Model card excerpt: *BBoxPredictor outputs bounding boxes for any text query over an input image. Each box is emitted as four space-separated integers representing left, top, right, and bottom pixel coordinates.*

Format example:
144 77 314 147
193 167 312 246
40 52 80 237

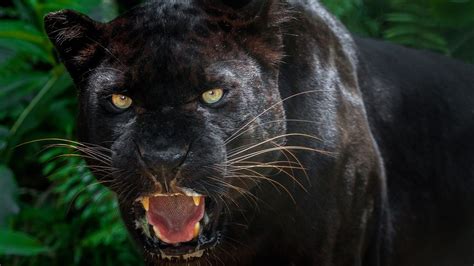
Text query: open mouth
142 193 204 244
134 189 223 260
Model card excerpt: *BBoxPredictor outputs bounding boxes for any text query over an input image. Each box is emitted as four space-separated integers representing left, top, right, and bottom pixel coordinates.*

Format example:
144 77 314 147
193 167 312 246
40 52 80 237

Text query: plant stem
4 68 61 163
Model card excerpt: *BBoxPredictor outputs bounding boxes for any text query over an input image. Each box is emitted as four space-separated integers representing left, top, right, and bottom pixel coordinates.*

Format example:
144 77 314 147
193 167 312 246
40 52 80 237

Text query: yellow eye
111 94 133 109
201 88 224 105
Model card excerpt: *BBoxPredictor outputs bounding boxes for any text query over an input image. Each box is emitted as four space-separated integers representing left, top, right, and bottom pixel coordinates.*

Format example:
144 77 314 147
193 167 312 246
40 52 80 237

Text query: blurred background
0 0 473 265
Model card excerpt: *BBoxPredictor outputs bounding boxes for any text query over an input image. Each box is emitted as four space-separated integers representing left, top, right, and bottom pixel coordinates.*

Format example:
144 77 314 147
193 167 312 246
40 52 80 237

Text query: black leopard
44 0 474 265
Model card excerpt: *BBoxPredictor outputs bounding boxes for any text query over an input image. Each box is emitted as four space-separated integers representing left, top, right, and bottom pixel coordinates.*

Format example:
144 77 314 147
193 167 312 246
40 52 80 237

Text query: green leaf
0 71 49 96
0 72 50 115
0 7 18 18
7 68 72 149
0 165 19 226
0 44 15 63
0 126 8 155
12 0 37 26
0 39 53 65
0 229 49 256
0 20 46 46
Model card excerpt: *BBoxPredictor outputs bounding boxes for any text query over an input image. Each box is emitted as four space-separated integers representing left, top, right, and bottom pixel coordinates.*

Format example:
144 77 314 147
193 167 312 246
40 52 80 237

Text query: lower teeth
152 222 201 243
153 226 166 242
193 222 201 238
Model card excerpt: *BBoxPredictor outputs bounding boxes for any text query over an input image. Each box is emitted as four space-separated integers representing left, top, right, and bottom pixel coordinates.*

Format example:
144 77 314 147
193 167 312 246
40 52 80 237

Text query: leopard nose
137 144 189 176
142 147 187 171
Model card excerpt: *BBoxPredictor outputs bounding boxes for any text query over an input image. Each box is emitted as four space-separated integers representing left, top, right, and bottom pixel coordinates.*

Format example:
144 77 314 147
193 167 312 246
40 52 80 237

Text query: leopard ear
44 10 102 81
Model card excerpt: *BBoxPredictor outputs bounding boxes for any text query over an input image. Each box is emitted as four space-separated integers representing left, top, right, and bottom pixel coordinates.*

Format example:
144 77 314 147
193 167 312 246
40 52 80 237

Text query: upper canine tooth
141 197 149 211
193 196 201 206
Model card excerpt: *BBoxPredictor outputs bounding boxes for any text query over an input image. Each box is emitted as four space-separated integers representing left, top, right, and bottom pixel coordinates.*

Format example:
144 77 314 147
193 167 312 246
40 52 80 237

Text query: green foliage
0 0 141 265
0 165 19 227
0 0 473 265
0 230 49 256
11 147 142 265
321 0 474 63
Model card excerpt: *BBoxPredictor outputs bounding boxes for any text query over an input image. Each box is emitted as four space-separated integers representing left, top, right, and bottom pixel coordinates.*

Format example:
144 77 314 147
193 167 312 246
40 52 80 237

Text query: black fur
44 0 474 265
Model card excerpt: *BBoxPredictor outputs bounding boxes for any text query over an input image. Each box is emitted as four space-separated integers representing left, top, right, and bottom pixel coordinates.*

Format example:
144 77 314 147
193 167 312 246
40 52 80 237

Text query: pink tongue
146 195 204 244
